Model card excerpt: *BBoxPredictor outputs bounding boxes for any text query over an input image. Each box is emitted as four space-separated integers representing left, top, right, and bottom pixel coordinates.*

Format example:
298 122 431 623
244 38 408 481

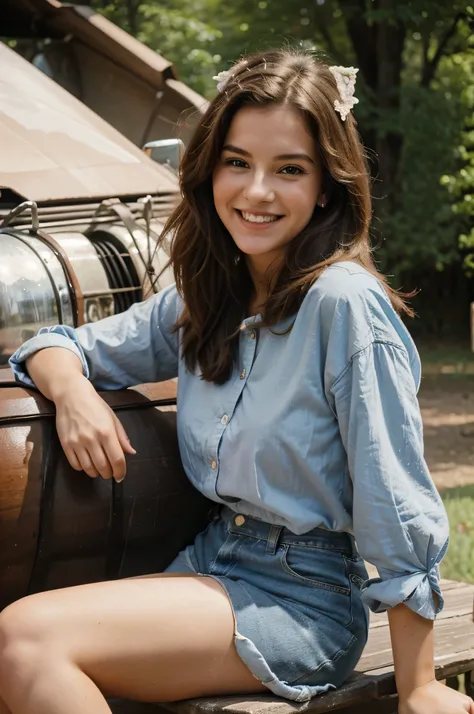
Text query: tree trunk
126 0 140 35
342 0 405 211
374 0 406 207
342 0 379 183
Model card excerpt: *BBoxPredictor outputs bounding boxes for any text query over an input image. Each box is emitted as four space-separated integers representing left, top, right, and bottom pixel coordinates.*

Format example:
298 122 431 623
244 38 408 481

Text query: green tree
441 50 474 273
91 0 223 96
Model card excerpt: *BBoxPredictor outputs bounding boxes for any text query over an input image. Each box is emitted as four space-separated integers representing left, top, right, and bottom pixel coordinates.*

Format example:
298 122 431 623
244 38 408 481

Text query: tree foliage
91 0 223 95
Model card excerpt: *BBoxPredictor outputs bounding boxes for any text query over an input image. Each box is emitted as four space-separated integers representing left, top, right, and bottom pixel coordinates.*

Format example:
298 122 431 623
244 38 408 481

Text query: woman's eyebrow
276 153 314 163
222 144 314 164
222 144 251 156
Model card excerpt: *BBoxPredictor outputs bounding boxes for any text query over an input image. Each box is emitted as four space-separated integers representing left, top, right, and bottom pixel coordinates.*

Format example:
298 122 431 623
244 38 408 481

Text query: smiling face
212 104 324 277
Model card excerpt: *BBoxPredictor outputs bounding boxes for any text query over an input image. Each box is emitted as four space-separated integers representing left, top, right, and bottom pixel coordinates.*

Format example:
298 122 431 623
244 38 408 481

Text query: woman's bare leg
0 574 266 714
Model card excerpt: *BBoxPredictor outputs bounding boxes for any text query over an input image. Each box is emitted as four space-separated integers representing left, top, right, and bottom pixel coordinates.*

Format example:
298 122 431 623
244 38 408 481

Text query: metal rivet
234 515 245 526
249 329 256 340
221 414 229 425
240 368 246 380
211 460 217 470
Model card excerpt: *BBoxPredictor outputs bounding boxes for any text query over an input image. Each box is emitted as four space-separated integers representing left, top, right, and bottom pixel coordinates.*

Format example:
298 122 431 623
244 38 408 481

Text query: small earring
319 201 326 208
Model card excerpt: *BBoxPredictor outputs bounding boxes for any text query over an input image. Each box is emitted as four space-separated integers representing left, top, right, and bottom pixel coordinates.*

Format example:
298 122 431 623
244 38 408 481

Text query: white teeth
241 211 279 223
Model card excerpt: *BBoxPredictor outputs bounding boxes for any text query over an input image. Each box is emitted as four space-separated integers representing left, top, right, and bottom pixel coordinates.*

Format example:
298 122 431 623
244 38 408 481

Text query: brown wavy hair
159 48 412 384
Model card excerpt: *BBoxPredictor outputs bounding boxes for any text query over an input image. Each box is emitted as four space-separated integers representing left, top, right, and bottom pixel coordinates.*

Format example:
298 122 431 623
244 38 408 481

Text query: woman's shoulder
310 261 388 302
302 261 417 363
305 261 393 326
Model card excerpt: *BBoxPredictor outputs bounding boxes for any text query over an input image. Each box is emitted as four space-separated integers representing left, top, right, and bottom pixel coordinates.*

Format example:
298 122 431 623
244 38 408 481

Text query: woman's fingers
74 447 99 479
56 398 135 481
87 442 114 480
113 414 136 455
102 430 128 482
63 446 83 473
69 439 125 482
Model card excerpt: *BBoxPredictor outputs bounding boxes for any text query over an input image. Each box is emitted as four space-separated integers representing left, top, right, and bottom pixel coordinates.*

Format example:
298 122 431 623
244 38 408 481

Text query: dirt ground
420 376 474 492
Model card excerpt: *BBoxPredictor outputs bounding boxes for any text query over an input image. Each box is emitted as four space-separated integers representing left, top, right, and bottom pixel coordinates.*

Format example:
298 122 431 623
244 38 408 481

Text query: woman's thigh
1 573 266 702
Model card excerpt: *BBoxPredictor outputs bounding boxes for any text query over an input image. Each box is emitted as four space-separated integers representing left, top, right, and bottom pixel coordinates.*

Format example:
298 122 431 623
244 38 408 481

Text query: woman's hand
54 375 136 482
399 680 474 714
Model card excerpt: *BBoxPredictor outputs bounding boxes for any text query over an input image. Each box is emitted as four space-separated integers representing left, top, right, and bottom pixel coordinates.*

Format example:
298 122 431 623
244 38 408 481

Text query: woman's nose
244 171 275 202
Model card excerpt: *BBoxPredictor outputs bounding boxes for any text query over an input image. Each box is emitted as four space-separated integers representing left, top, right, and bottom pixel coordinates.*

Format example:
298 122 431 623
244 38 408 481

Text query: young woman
4 50 473 714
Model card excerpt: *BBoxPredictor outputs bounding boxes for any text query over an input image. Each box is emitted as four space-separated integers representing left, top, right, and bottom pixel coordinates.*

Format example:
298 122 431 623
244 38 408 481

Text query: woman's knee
0 597 57 681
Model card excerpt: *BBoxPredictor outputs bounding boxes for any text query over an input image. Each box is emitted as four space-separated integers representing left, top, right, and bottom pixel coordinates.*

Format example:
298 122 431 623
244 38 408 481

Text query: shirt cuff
361 563 444 621
9 326 90 388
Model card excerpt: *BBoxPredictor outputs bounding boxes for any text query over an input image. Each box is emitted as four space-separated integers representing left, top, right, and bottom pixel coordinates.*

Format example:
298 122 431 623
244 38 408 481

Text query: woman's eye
225 158 248 168
280 165 305 176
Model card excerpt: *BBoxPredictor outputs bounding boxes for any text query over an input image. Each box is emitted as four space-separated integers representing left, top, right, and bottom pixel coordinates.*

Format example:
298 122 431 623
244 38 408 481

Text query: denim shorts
165 507 369 702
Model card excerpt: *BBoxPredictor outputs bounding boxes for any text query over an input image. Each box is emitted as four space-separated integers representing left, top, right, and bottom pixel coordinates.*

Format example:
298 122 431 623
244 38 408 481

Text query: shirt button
239 368 246 380
211 460 217 470
234 515 245 526
249 329 256 340
221 414 229 425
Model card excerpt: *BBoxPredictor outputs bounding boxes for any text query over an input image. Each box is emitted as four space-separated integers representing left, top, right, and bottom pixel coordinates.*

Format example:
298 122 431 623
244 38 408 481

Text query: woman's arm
10 286 182 481
26 347 84 403
10 284 180 391
25 347 136 482
329 338 472 712
389 603 474 713
322 282 473 712
388 603 435 699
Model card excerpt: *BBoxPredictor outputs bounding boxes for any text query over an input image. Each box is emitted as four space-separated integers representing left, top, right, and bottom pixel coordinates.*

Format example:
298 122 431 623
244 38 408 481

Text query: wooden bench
111 578 474 714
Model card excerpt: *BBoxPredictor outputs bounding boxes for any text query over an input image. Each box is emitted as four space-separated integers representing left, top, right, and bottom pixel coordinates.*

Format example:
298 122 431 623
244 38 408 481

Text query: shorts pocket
343 555 370 638
280 544 350 595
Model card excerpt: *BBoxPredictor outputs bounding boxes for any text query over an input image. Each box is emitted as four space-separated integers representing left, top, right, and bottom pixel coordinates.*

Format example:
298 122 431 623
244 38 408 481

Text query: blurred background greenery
442 484 474 582
86 0 474 342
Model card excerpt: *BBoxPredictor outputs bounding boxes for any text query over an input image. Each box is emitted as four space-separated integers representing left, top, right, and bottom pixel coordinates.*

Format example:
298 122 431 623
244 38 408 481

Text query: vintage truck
0 5 211 614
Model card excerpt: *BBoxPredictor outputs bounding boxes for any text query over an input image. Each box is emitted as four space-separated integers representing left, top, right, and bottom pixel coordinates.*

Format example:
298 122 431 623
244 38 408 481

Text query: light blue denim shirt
10 261 449 620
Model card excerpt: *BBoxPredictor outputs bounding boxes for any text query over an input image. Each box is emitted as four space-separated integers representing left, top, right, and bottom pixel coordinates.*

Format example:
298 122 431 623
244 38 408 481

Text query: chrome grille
89 233 142 313
0 194 178 229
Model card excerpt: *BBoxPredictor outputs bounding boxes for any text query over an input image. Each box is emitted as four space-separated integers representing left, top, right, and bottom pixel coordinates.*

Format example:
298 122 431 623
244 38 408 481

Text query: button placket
236 329 256 396
212 322 257 477
211 324 257 501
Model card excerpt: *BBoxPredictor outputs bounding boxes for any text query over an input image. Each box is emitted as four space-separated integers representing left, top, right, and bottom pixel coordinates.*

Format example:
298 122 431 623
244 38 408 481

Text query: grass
416 341 474 375
440 484 474 584
416 342 473 366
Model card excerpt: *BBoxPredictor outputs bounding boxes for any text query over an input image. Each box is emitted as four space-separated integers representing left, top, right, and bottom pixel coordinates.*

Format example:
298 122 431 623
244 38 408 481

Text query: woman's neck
246 253 283 315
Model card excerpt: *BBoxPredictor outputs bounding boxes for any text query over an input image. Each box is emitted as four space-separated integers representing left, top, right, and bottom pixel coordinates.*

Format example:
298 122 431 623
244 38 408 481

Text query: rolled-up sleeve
330 340 449 620
9 284 180 390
